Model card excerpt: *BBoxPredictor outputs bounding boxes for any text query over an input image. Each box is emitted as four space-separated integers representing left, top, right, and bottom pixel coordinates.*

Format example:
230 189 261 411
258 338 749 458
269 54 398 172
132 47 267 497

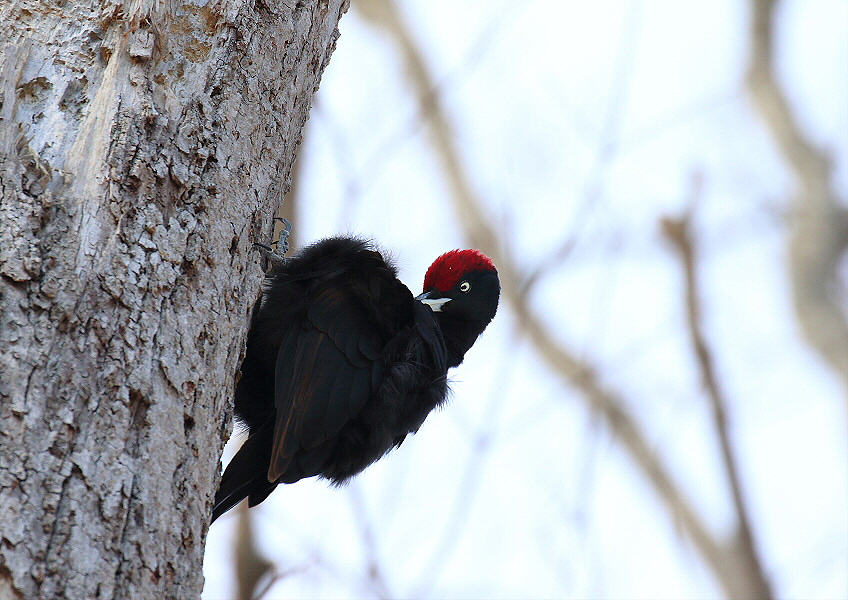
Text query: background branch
234 503 273 600
662 174 773 600
747 0 848 400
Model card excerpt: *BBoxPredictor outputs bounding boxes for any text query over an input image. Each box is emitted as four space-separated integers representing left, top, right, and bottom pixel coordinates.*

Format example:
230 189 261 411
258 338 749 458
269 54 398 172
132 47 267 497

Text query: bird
211 235 500 522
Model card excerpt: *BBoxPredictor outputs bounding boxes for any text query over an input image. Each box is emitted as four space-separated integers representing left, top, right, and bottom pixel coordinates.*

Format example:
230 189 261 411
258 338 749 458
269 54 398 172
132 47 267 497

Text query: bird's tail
211 425 276 523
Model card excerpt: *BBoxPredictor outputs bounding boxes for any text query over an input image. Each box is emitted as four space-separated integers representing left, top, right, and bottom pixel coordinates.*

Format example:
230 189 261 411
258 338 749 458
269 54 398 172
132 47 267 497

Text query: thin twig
409 328 517 598
347 483 394 600
662 174 773 600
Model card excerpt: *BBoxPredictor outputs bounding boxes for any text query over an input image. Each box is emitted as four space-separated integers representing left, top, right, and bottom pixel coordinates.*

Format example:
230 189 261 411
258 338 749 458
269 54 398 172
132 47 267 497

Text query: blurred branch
234 503 273 600
746 0 848 399
518 235 576 298
354 0 490 248
347 484 394 600
662 174 773 600
356 1 763 598
232 501 310 600
409 329 519 597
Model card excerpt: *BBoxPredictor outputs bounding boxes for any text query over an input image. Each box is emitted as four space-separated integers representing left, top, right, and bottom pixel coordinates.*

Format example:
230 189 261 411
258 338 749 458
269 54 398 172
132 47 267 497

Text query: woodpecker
212 235 500 522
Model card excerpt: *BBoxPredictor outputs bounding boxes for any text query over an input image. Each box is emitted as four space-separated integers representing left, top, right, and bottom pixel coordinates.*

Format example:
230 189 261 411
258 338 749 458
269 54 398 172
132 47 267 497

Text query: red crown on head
423 249 496 293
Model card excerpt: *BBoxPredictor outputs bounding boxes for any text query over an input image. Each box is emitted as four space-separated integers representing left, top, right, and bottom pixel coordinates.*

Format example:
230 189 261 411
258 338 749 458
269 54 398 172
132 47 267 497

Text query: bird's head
417 249 500 335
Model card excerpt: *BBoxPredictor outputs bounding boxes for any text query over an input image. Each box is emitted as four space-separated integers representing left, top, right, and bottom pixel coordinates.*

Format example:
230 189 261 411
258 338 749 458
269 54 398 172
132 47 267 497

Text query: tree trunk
0 1 347 598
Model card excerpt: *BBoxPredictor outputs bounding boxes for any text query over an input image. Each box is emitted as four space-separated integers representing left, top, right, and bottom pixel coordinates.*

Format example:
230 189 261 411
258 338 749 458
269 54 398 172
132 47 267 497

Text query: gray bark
0 0 348 598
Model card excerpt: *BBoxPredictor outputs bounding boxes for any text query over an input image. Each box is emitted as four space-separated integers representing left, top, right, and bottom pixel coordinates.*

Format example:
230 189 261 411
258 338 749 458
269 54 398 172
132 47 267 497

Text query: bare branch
347 484 394 600
747 0 848 399
234 503 274 600
409 336 518 597
662 174 773 600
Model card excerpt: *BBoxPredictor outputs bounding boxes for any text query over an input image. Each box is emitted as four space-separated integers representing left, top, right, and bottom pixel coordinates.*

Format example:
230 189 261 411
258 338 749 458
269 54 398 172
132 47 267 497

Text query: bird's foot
272 217 292 256
254 218 292 271
254 243 289 270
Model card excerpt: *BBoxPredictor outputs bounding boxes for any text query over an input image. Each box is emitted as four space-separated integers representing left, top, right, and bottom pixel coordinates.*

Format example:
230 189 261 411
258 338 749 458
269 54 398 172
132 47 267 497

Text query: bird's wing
268 284 383 482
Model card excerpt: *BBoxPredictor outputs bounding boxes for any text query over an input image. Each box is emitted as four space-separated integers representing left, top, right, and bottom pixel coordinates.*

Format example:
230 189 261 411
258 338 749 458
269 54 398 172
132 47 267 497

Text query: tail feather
211 425 276 523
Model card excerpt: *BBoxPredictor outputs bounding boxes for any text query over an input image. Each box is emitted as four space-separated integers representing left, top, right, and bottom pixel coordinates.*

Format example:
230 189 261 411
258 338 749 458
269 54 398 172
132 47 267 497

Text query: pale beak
416 291 451 312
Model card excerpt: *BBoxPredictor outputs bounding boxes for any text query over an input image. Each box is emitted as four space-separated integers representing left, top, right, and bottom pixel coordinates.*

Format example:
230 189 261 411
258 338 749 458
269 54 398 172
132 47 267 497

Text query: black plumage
211 236 499 522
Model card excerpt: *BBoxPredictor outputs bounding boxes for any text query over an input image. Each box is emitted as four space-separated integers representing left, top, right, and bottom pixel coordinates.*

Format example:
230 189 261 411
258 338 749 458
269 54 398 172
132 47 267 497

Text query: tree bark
0 0 347 598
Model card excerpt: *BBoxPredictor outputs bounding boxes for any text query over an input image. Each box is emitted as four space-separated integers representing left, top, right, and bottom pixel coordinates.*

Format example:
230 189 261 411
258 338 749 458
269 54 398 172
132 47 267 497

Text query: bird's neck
438 314 483 369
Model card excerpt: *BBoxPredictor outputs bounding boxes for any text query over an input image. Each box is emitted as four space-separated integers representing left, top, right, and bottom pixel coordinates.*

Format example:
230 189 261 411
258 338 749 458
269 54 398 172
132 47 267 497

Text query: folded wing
268 284 384 482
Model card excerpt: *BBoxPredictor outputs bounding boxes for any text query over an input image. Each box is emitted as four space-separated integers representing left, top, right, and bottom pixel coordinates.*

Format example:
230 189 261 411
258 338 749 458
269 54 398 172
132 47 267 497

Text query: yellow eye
459 281 471 292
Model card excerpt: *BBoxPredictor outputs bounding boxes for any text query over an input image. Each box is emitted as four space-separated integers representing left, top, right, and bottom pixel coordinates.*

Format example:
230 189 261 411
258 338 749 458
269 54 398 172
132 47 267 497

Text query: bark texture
0 0 347 598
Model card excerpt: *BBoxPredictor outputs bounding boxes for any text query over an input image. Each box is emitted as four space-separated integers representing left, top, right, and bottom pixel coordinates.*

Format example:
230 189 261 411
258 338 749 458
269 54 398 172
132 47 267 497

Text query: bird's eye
459 281 471 292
